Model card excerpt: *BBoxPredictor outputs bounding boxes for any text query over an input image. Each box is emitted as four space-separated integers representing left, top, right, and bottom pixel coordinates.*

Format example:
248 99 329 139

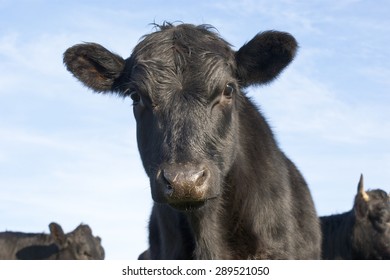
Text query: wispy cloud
253 71 390 145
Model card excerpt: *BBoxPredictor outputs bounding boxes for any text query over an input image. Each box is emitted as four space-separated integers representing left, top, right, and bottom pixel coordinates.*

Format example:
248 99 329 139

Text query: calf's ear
63 43 125 93
235 31 298 87
49 222 67 246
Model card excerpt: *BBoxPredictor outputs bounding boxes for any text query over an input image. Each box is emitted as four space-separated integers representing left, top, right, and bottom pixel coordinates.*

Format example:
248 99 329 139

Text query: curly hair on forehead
150 21 219 34
135 22 231 59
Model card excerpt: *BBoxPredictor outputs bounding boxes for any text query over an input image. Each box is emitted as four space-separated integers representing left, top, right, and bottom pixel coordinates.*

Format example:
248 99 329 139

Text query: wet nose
162 164 210 202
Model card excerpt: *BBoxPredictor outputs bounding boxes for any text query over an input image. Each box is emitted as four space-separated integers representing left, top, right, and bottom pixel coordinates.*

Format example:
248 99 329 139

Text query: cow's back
0 232 56 260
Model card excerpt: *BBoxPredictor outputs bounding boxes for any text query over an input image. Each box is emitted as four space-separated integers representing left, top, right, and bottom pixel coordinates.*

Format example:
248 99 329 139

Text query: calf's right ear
63 43 126 93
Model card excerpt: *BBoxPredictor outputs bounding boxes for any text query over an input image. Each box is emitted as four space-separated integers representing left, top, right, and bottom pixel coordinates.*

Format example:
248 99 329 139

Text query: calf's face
50 223 105 260
63 24 297 211
128 27 239 210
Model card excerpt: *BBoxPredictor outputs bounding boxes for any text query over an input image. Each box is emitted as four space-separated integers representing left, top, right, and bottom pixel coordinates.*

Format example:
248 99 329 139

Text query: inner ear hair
63 43 125 93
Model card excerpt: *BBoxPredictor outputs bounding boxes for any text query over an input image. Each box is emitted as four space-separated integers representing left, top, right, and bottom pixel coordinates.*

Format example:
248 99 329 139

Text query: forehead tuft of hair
133 23 232 59
151 21 218 33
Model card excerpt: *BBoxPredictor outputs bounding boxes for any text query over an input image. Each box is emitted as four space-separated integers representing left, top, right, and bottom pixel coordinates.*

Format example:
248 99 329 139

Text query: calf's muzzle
157 163 211 209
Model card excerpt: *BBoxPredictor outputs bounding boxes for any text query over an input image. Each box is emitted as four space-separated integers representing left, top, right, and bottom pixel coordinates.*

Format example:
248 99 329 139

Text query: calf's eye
223 83 234 99
130 91 141 105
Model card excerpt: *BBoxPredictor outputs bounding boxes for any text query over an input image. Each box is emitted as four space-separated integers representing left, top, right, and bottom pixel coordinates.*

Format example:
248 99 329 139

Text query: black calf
64 23 321 259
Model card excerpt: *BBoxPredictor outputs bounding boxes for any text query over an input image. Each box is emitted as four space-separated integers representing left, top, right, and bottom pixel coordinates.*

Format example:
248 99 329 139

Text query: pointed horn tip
358 174 369 201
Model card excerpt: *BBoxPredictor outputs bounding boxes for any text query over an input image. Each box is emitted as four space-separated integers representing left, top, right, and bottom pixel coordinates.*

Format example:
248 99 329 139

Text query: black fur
64 23 321 259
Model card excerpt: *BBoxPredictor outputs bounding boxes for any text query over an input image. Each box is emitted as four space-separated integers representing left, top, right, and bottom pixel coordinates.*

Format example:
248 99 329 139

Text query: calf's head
64 23 297 210
354 175 390 258
49 223 105 260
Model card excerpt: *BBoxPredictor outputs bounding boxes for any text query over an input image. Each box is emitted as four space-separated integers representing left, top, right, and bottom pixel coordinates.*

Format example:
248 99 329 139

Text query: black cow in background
0 222 105 260
138 249 149 260
321 175 390 259
64 22 321 259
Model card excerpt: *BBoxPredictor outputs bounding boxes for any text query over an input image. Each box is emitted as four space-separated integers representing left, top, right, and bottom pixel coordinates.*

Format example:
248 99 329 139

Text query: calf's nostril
162 169 174 186
193 169 208 186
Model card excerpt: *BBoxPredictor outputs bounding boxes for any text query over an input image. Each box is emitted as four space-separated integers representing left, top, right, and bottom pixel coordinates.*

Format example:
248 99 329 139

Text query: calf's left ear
49 222 66 246
235 31 298 87
63 43 126 93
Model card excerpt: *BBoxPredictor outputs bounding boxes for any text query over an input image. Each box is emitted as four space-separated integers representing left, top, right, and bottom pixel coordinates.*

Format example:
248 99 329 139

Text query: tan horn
358 174 369 202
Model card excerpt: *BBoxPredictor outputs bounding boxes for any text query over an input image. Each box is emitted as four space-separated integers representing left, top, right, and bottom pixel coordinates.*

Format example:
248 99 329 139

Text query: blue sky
0 0 389 259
